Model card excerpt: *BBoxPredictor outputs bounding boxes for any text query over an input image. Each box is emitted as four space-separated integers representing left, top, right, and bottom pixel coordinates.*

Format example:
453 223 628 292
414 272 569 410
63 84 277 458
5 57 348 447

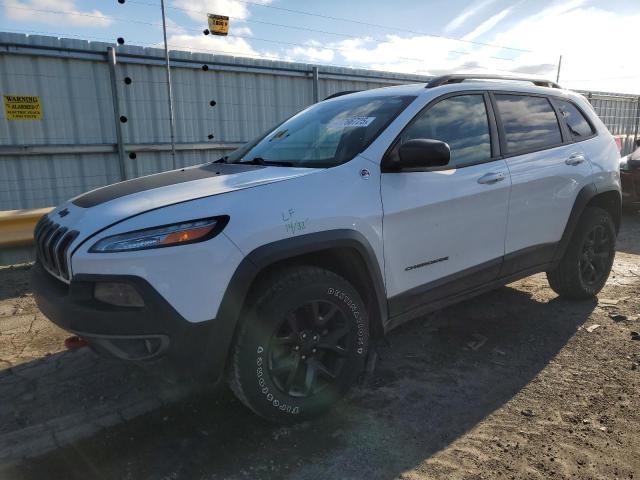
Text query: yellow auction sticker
207 14 229 36
3 95 43 120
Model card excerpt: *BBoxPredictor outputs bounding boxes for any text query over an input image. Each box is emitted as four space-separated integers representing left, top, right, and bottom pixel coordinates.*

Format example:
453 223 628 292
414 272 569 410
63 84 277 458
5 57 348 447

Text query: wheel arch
554 184 622 263
203 230 388 382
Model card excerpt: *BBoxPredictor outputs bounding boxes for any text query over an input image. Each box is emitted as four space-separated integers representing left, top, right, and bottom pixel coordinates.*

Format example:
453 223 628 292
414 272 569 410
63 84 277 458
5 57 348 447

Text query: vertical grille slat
51 227 68 276
46 228 64 276
56 230 78 280
34 215 78 283
38 220 54 264
42 223 59 267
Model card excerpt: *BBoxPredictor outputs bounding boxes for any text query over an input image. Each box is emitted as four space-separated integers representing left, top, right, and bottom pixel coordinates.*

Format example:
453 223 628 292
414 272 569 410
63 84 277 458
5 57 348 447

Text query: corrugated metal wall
1 33 638 211
578 90 640 155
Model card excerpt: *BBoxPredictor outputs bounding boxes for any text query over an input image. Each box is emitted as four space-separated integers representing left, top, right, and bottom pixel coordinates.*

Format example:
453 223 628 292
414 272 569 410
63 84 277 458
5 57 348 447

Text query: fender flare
202 229 388 382
553 184 621 263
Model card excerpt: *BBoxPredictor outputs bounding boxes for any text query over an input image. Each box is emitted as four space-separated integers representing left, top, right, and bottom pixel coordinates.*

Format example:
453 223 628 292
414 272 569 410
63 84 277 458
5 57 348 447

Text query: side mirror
384 139 451 171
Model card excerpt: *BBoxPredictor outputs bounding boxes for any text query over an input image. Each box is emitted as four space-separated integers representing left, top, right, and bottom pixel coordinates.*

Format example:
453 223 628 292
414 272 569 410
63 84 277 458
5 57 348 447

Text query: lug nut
301 355 307 360
313 335 318 341
312 348 317 353
302 333 307 339
294 345 300 351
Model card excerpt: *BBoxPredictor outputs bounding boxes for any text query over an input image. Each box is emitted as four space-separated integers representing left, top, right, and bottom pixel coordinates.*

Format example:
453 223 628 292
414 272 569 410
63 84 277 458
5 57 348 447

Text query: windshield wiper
241 157 295 167
213 155 229 163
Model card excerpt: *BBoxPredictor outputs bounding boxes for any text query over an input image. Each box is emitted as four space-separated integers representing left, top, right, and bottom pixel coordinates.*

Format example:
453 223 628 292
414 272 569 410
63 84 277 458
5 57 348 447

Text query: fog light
94 282 145 307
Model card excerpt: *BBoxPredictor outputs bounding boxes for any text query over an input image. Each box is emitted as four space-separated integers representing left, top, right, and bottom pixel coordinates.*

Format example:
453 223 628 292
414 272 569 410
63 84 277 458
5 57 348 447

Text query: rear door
491 93 595 274
381 92 511 318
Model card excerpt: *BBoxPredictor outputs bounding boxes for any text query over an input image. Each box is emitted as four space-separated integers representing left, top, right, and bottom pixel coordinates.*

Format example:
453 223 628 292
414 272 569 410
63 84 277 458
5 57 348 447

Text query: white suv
31 74 621 422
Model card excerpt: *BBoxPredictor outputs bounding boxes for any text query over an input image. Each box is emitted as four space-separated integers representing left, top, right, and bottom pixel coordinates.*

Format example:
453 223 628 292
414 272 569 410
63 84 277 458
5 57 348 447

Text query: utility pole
556 54 563 84
160 0 177 169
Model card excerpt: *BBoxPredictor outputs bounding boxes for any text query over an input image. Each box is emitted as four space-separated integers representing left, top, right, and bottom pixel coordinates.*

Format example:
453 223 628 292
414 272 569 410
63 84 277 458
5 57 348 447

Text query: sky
1 0 639 94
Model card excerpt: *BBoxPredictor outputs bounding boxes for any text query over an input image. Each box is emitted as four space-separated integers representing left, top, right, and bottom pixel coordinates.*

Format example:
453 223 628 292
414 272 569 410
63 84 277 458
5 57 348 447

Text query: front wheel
547 206 616 299
227 266 369 423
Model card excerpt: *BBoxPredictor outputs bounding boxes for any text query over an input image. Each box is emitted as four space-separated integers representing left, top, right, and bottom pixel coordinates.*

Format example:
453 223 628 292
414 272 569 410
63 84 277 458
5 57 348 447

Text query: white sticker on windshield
328 116 376 129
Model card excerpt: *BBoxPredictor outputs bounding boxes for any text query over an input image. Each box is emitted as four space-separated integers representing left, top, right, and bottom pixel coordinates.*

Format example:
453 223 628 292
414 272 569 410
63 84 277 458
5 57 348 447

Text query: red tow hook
64 335 88 350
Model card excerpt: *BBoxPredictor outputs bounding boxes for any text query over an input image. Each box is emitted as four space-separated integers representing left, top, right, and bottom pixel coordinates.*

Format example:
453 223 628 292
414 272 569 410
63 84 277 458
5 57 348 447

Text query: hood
47 162 319 245
72 162 315 209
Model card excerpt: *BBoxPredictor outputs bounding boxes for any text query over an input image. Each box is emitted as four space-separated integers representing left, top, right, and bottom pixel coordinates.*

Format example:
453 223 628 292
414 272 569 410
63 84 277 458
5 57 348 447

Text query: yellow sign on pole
208 14 229 36
3 95 42 120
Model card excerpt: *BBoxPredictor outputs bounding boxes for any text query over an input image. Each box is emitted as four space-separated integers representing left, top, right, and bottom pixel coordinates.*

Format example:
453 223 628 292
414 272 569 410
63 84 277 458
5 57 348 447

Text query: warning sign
3 95 42 120
207 14 229 36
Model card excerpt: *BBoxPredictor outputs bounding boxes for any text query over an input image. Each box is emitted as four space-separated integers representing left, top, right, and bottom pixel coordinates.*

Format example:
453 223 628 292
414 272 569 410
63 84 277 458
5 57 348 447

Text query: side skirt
384 243 557 332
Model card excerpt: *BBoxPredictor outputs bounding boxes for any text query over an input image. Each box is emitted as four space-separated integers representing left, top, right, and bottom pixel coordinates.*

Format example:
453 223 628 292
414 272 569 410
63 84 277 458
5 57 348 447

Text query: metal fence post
556 54 562 83
312 66 319 103
160 0 177 170
633 96 640 149
107 47 127 181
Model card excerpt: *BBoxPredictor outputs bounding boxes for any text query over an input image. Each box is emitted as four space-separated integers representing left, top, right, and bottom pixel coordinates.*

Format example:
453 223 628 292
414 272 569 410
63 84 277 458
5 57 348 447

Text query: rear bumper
31 262 222 377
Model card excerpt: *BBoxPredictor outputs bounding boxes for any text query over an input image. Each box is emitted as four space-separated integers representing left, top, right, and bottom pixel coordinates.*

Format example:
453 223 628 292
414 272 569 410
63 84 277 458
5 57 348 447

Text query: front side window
398 94 492 168
226 94 415 168
495 94 562 154
556 100 595 139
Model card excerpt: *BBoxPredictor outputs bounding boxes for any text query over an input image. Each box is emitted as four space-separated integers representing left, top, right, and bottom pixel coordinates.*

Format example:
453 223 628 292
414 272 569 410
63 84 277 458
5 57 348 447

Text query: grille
34 216 79 282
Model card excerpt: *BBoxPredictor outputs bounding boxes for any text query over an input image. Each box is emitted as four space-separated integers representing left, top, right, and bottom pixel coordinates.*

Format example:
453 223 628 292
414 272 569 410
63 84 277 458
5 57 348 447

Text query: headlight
90 217 228 253
620 157 629 171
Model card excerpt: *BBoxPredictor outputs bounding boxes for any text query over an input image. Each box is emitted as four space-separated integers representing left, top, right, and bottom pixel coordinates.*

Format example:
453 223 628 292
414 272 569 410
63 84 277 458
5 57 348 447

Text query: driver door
381 93 511 318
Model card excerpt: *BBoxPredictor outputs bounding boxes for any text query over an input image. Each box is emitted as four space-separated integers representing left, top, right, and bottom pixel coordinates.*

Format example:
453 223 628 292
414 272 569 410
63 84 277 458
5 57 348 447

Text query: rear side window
495 94 562 154
556 100 595 139
400 94 492 167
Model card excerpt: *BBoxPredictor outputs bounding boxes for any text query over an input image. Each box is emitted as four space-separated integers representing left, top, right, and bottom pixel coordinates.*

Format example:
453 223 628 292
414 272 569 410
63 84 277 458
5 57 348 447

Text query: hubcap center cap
298 330 319 353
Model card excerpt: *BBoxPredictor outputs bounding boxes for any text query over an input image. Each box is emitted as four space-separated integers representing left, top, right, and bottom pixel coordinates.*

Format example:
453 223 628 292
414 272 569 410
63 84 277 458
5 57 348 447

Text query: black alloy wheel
268 299 353 398
579 224 613 286
227 266 369 422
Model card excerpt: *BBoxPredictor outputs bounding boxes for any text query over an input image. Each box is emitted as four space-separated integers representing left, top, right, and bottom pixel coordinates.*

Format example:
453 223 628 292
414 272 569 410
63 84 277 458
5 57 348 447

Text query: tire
547 206 616 299
227 266 370 423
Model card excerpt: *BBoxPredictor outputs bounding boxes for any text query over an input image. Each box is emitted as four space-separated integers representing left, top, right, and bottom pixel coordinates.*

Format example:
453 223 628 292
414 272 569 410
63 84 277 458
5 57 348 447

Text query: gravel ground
0 213 639 480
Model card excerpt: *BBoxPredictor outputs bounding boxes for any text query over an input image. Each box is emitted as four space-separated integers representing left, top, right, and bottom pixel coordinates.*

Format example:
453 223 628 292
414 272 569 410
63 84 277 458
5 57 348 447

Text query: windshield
225 94 415 168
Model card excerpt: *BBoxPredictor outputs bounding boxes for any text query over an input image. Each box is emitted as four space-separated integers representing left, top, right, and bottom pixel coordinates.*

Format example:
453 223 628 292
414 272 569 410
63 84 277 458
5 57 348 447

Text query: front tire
547 206 616 299
227 266 369 423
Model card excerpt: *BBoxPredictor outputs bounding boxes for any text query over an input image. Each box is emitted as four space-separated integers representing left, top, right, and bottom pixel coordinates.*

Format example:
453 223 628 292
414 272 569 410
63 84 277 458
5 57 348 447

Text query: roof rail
426 74 561 89
323 90 360 100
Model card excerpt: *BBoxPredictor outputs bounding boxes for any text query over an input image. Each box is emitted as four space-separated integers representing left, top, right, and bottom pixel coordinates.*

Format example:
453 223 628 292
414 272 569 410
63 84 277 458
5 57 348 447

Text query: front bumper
31 262 219 374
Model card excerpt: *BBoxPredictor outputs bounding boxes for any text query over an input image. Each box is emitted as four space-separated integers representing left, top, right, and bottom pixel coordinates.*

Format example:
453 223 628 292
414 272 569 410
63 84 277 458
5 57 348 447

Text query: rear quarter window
556 99 596 139
495 94 563 155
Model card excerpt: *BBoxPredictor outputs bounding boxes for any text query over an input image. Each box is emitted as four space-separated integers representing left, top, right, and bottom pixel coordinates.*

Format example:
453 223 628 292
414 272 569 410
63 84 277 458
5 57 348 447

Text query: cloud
302 34 515 76
288 44 334 63
461 7 513 41
231 25 253 36
3 0 112 27
511 63 557 75
168 0 639 94
487 0 640 93
444 0 499 33
165 17 187 35
166 33 258 58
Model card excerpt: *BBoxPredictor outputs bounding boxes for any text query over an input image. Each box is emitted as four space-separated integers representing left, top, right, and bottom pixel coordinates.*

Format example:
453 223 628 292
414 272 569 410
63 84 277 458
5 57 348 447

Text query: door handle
566 153 585 166
477 172 506 185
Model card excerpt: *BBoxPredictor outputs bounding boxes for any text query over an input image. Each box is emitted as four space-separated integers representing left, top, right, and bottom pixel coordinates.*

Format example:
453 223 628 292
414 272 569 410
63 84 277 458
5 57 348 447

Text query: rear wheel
547 207 616 299
227 266 369 423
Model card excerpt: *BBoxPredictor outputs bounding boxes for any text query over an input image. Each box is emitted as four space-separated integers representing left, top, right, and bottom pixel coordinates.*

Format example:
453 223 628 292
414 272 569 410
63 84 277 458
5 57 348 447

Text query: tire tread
227 265 356 419
547 206 615 299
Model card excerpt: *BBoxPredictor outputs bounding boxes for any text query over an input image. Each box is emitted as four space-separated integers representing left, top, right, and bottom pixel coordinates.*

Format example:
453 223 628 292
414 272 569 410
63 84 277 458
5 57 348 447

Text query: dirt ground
0 213 639 480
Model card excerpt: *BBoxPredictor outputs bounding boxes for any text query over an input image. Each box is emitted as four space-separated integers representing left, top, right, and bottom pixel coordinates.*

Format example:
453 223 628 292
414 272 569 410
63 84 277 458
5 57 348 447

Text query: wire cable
1 27 526 77
0 2 516 62
127 0 535 53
